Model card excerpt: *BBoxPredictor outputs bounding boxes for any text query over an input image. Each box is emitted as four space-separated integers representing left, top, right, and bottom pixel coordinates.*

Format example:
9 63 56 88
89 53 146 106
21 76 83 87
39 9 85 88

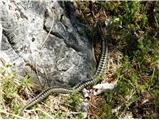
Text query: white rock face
0 1 94 89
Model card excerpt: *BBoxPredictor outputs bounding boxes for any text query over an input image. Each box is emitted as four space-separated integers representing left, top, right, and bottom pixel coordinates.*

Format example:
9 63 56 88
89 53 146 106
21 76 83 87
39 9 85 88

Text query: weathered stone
0 0 94 89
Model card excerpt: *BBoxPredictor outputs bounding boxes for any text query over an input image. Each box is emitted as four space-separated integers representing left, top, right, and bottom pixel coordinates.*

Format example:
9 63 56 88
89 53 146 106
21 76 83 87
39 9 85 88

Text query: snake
21 22 108 112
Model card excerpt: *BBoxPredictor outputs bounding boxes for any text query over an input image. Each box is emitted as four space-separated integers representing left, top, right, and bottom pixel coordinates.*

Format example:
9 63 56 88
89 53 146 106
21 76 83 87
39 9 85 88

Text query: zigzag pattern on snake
21 22 108 112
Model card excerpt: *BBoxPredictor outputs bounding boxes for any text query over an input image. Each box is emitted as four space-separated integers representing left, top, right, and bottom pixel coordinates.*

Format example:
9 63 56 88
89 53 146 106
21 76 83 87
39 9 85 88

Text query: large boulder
0 1 94 89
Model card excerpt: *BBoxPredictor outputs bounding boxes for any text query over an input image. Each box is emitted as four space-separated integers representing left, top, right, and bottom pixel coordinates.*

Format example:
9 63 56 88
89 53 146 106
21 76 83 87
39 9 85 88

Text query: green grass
0 65 32 118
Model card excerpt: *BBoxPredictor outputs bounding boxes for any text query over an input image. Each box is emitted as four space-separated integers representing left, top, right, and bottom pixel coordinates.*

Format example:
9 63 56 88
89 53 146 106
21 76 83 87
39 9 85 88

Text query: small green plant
20 75 32 87
54 112 68 119
0 65 33 118
65 91 81 111
2 71 17 99
95 75 101 81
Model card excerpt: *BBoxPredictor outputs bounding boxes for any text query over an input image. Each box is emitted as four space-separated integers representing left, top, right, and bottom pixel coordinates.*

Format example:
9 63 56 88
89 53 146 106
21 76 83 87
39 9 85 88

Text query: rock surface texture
0 0 94 89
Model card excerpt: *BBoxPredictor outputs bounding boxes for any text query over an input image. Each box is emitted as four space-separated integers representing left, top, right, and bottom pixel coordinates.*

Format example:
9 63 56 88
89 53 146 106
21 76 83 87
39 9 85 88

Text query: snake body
21 22 108 112
21 87 73 112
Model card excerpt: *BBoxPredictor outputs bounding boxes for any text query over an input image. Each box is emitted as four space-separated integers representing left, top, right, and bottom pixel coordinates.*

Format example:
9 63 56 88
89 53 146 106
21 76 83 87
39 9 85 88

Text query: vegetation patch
76 1 158 119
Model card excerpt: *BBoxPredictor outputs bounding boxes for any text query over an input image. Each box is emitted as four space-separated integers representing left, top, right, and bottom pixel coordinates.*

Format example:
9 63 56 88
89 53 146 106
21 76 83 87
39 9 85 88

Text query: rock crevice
0 0 94 89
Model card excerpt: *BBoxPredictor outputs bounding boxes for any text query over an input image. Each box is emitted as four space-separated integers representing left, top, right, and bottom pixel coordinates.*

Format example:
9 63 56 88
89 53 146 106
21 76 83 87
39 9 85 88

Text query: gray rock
0 0 94 89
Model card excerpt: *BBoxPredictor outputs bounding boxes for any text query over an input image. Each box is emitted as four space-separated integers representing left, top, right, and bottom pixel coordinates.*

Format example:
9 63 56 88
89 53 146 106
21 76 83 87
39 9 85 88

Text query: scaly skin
21 22 108 112
21 87 72 112
73 22 108 90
